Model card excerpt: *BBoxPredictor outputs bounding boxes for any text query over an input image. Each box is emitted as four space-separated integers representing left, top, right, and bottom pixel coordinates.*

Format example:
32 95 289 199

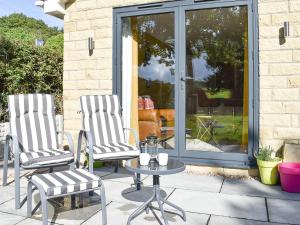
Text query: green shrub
0 14 63 122
255 146 281 162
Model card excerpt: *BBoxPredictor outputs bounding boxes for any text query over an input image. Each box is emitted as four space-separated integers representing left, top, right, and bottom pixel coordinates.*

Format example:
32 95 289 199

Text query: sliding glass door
119 10 178 154
181 4 252 160
115 0 255 164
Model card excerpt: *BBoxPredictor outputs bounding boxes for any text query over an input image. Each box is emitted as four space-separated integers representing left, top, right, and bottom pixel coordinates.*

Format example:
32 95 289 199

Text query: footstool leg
100 182 107 225
71 195 76 209
41 195 48 225
79 193 83 208
27 181 33 217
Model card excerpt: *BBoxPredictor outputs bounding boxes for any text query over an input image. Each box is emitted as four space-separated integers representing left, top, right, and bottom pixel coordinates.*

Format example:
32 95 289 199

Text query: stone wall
63 0 300 152
63 0 166 141
258 0 300 150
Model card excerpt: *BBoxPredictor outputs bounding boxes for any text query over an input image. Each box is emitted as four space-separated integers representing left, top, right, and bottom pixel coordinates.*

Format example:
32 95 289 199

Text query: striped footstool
27 169 107 225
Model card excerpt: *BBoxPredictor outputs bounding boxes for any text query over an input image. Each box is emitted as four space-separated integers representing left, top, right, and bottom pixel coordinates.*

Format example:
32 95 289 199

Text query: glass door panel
184 6 249 154
121 13 176 150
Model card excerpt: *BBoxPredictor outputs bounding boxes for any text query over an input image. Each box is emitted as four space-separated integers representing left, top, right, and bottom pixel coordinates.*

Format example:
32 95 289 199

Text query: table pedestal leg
127 175 186 225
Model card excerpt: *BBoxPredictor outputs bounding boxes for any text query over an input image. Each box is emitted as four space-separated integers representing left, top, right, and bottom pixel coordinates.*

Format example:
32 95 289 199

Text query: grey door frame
113 0 259 167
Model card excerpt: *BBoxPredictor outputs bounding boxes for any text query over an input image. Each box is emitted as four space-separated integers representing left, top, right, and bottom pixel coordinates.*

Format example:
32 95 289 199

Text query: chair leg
100 183 107 225
41 195 48 225
2 141 9 186
136 173 141 191
70 161 75 170
89 155 94 174
27 182 33 217
89 155 94 196
14 159 21 209
114 161 119 173
71 195 76 209
79 193 83 208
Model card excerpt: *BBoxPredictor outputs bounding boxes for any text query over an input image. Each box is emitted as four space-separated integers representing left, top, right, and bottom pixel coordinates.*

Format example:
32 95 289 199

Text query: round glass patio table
125 158 186 225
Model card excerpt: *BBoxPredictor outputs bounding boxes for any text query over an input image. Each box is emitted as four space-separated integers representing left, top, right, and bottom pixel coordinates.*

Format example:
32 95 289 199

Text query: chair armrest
123 127 139 149
77 130 94 151
57 131 74 154
8 134 20 163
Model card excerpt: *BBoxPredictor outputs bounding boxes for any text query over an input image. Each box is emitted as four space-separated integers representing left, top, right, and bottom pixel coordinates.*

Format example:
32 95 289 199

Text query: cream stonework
63 0 300 153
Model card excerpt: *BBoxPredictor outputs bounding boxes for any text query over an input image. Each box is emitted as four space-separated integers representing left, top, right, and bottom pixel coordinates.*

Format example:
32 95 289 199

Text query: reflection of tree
186 6 248 97
130 7 247 108
131 14 175 68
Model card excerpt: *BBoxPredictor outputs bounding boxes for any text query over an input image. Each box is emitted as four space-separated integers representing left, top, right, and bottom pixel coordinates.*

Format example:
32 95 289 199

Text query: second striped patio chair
2 94 75 209
77 95 141 188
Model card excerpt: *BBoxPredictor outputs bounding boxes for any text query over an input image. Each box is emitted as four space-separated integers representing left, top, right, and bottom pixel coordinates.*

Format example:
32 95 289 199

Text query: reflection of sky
192 53 217 81
138 56 175 84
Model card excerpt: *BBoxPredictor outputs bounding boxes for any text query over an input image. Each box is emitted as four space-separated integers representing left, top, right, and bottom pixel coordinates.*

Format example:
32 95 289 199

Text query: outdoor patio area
0 164 299 225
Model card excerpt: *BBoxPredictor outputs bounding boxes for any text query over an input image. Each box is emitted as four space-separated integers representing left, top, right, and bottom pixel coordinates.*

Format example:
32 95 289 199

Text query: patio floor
0 165 300 225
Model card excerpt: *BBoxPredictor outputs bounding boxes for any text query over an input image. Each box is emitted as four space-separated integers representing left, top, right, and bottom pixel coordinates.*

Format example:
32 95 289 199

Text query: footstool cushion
27 169 107 225
32 169 101 196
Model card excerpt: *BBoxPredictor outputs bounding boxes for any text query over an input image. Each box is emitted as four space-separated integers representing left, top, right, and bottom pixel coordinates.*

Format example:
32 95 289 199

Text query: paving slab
0 190 107 225
0 211 25 224
268 198 300 225
167 189 268 221
16 218 60 225
209 215 290 225
143 172 223 192
99 167 148 184
82 201 209 225
0 185 27 204
103 180 174 204
221 178 300 201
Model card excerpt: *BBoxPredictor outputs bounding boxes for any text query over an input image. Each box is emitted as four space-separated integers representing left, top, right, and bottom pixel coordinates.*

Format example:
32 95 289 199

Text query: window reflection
122 13 175 149
185 6 249 153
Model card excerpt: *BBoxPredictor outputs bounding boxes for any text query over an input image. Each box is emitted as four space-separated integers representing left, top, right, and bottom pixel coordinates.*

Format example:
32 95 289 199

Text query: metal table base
127 175 186 225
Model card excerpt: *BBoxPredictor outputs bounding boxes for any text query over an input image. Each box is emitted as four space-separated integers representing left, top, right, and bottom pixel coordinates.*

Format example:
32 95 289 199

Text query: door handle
181 76 193 82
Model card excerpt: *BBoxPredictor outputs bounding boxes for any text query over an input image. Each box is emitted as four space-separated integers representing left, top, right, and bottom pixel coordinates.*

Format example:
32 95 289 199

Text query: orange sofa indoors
138 109 175 141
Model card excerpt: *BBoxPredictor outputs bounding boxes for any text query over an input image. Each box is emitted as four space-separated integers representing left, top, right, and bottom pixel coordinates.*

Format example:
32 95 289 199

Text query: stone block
76 20 91 31
285 102 300 113
259 50 292 63
260 76 287 88
260 101 285 113
259 15 272 26
283 143 300 162
64 22 76 32
260 114 291 126
293 50 300 62
259 2 289 14
288 76 300 87
274 127 300 139
260 89 272 100
272 88 299 100
269 63 300 75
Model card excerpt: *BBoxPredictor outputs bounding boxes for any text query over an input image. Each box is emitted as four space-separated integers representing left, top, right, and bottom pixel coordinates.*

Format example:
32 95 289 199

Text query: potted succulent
255 146 282 185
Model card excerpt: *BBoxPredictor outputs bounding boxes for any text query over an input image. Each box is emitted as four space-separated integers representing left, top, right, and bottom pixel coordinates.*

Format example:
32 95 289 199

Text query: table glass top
125 158 185 175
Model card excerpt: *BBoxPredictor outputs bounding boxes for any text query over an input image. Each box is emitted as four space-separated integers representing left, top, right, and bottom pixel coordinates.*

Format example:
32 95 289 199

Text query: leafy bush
255 146 281 162
0 14 63 122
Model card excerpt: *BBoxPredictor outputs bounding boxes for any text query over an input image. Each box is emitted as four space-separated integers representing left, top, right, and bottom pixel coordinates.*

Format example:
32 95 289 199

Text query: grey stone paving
0 165 299 225
222 178 300 200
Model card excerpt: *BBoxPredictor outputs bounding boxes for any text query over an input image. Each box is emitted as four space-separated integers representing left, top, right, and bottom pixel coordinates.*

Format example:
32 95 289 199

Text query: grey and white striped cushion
8 94 58 152
93 143 139 160
32 169 101 197
20 149 73 167
81 95 125 145
81 95 139 159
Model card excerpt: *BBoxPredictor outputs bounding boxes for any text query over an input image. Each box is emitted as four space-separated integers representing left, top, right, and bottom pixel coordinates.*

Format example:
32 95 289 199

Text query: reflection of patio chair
195 115 223 146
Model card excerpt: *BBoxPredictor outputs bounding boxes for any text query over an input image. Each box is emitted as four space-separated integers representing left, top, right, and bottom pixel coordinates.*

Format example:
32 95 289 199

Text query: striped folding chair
77 95 141 189
2 94 75 209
